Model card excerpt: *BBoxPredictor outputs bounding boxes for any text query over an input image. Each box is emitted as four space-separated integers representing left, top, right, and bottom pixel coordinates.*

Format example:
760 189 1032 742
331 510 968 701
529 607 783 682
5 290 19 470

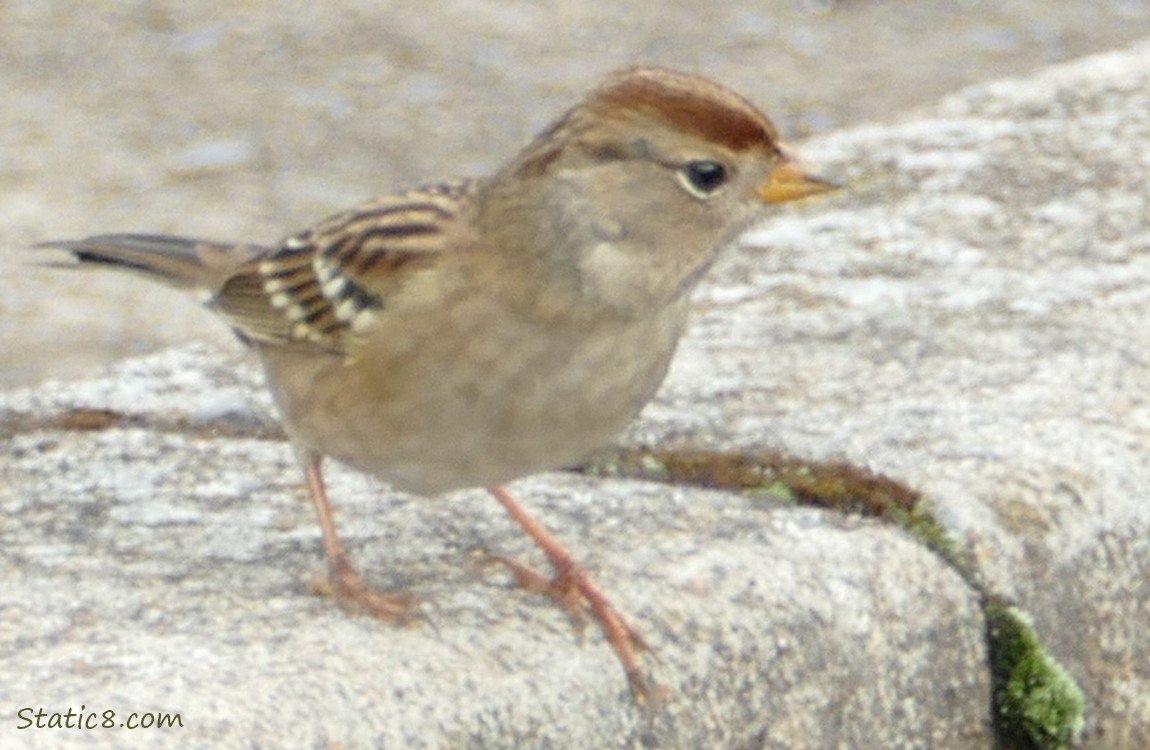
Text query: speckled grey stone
1 344 988 749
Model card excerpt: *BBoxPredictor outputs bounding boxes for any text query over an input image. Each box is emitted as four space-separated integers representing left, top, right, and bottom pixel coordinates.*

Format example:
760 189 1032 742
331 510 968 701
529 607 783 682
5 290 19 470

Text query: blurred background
3 0 1149 387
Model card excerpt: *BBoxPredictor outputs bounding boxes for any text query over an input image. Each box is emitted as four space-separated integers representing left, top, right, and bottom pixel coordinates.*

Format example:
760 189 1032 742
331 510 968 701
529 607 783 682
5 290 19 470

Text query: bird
40 66 836 700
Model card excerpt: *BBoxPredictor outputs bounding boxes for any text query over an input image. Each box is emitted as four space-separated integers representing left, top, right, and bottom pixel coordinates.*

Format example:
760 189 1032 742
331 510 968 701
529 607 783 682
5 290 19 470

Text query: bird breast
257 288 690 496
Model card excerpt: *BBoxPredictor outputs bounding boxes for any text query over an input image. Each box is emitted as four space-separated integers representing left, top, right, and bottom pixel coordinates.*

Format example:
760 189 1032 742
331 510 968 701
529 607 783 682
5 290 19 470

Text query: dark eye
679 160 729 196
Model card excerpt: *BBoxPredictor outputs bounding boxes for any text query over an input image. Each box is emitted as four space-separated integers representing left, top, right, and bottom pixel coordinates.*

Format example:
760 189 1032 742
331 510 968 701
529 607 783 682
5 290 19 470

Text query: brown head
486 67 837 316
507 67 833 199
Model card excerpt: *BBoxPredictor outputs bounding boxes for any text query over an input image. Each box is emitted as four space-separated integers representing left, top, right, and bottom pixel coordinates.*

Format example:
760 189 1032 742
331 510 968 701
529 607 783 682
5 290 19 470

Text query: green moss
744 480 799 503
888 505 977 583
986 602 1086 750
576 447 1088 747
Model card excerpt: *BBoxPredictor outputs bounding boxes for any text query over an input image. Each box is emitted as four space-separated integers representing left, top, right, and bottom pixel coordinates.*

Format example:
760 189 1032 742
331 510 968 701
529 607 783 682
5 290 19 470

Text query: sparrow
41 66 836 699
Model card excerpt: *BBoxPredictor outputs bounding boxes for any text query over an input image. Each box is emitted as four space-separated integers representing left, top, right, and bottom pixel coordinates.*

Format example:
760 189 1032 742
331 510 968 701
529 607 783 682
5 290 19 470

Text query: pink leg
489 484 651 700
303 453 416 621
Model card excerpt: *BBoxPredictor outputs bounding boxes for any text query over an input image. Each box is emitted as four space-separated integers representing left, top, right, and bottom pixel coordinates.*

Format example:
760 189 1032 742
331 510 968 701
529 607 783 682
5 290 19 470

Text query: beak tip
757 171 841 204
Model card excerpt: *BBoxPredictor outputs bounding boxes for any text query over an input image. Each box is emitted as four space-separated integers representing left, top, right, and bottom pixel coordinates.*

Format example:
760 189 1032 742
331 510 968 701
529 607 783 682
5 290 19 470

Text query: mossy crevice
581 447 973 575
985 601 1086 750
578 446 1086 750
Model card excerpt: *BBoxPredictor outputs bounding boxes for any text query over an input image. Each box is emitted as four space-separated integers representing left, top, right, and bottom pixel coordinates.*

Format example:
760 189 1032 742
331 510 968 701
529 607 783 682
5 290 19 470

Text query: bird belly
258 299 687 496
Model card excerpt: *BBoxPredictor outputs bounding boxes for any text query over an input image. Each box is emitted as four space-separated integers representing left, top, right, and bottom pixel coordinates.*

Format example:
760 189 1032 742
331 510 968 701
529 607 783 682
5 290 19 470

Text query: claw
310 555 421 624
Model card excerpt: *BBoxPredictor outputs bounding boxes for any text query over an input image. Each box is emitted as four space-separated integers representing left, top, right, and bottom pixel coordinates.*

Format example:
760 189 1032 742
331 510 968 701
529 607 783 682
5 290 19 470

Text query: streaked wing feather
213 180 474 352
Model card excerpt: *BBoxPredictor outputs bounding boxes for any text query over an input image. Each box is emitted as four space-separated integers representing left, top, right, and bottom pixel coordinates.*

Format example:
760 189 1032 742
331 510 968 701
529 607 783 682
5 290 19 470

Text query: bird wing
211 179 477 353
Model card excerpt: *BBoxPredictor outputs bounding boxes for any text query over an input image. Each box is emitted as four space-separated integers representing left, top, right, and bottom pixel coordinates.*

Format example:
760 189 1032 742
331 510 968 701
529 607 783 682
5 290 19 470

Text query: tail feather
37 233 268 292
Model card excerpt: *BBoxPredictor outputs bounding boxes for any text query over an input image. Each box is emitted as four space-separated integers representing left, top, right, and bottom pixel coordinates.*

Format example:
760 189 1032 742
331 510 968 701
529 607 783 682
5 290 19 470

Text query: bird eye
679 160 729 196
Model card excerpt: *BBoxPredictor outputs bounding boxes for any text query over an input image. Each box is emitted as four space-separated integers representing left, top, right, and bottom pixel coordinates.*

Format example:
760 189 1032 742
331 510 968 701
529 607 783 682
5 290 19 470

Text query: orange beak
757 157 840 204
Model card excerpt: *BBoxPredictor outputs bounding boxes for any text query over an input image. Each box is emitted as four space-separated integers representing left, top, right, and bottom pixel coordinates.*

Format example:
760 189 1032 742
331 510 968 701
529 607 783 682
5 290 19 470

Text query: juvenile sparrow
42 67 835 699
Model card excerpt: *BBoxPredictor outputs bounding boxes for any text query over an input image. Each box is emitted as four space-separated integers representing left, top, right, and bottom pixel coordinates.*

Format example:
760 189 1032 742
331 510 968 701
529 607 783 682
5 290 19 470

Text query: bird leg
303 454 418 622
488 485 651 700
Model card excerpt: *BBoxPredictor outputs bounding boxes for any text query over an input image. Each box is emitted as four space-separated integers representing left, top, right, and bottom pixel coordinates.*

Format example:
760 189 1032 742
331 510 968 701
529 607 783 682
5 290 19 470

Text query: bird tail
37 233 268 293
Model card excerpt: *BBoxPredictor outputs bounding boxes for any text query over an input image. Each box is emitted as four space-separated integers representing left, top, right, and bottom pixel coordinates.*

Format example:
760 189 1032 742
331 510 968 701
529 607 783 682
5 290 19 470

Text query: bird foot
310 555 420 624
493 554 656 702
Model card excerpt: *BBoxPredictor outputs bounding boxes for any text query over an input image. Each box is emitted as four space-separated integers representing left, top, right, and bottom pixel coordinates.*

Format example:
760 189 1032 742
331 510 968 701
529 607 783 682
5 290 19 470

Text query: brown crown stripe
587 68 779 153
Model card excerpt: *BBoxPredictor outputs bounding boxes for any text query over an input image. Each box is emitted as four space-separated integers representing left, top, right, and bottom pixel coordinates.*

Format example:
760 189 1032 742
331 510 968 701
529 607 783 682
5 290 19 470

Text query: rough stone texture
5 35 1150 750
2 346 988 748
